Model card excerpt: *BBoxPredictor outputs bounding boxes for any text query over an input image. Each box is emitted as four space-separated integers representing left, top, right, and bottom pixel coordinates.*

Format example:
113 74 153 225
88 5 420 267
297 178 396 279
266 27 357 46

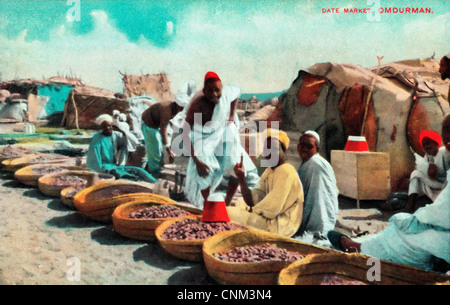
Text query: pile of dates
66 187 85 198
33 166 69 175
128 205 189 219
213 243 303 263
32 155 67 162
52 175 87 187
162 218 246 240
0 146 35 159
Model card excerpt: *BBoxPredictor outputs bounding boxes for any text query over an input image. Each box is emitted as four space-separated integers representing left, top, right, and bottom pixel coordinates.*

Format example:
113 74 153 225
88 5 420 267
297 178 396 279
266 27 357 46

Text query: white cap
304 130 320 145
95 114 113 125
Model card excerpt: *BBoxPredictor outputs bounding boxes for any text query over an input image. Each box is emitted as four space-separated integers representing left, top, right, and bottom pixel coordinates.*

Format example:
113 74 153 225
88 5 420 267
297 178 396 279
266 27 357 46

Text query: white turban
112 110 120 116
95 114 113 125
175 79 197 108
304 130 320 145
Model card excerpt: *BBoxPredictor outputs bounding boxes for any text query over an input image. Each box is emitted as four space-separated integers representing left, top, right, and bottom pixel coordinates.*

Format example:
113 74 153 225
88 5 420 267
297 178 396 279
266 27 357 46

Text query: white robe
297 154 339 238
184 84 259 208
408 147 449 201
361 169 450 271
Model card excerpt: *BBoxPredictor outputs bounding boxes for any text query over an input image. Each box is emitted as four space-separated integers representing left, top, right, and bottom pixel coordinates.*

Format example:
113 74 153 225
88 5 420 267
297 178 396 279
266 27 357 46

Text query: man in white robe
328 114 450 272
296 130 339 238
404 130 449 212
182 72 259 208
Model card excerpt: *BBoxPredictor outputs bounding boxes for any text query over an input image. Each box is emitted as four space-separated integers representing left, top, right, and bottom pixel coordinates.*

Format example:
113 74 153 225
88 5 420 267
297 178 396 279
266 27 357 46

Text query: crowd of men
85 56 450 273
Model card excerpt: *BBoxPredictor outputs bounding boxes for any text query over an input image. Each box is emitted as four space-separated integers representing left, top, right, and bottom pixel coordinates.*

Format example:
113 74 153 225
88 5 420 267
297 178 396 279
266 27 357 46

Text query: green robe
86 131 157 183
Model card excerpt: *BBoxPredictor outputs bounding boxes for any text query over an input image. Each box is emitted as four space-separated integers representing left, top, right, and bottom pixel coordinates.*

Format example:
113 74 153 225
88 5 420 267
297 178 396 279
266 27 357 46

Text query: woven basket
202 229 332 285
155 216 210 262
1 155 37 172
14 164 83 186
60 186 86 209
155 217 248 263
0 146 37 164
278 253 450 285
112 200 200 242
38 170 115 198
2 153 73 172
73 180 161 223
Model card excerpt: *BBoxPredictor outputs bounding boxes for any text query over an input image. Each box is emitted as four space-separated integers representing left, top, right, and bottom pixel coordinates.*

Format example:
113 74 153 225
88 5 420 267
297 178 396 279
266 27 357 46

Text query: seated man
328 169 450 271
296 131 339 238
226 129 304 238
86 114 157 183
328 115 450 272
404 130 446 213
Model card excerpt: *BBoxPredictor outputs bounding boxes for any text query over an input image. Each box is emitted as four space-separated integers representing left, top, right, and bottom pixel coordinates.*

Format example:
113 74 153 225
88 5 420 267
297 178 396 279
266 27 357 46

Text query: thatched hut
121 72 175 102
61 86 129 130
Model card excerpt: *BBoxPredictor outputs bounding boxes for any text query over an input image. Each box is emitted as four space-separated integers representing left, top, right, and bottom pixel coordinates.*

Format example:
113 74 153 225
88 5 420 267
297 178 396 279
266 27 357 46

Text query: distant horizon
0 72 287 99
240 91 286 102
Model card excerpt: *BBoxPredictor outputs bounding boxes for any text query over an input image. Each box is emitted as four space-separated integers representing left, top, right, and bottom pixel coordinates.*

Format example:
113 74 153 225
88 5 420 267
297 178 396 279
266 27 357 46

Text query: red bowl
202 200 230 222
344 136 369 152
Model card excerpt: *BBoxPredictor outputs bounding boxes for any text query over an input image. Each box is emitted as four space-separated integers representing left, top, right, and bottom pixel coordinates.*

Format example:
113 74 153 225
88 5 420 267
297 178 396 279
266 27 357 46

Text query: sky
0 0 448 95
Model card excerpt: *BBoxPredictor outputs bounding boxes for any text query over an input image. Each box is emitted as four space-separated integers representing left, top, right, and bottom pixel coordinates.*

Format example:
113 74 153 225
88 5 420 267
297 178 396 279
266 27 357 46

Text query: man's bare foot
340 236 361 253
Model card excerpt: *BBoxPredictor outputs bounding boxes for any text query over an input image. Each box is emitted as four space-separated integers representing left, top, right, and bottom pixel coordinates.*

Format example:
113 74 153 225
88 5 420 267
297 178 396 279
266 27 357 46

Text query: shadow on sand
133 244 194 270
90 226 144 246
22 189 51 200
167 265 216 285
46 212 102 229
47 198 73 212
3 179 33 189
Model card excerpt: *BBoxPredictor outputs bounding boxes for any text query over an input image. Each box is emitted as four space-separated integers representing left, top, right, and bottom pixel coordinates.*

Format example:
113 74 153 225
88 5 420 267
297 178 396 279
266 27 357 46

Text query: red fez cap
204 71 220 82
419 130 441 148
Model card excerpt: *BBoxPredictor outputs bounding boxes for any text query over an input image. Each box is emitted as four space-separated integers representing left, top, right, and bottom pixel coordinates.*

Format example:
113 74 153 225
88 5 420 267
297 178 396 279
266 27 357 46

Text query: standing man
141 97 187 177
296 130 339 238
181 71 259 208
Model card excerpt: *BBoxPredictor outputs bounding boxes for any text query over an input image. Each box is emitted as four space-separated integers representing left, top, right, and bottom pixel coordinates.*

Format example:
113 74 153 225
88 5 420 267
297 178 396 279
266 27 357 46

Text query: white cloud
0 7 448 94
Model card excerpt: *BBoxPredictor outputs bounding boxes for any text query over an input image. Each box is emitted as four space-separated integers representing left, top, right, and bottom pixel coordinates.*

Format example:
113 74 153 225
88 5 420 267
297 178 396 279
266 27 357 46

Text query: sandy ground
0 165 394 285
0 122 397 285
0 170 217 285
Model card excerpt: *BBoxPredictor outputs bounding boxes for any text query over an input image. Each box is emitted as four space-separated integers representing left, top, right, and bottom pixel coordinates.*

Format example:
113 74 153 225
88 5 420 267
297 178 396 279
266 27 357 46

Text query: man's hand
194 157 210 178
166 146 175 164
233 154 245 182
233 154 254 210
428 164 438 180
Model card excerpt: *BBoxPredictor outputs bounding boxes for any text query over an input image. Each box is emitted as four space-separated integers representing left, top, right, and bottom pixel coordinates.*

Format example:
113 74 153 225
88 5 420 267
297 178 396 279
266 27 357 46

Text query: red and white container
344 136 369 152
202 193 230 222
